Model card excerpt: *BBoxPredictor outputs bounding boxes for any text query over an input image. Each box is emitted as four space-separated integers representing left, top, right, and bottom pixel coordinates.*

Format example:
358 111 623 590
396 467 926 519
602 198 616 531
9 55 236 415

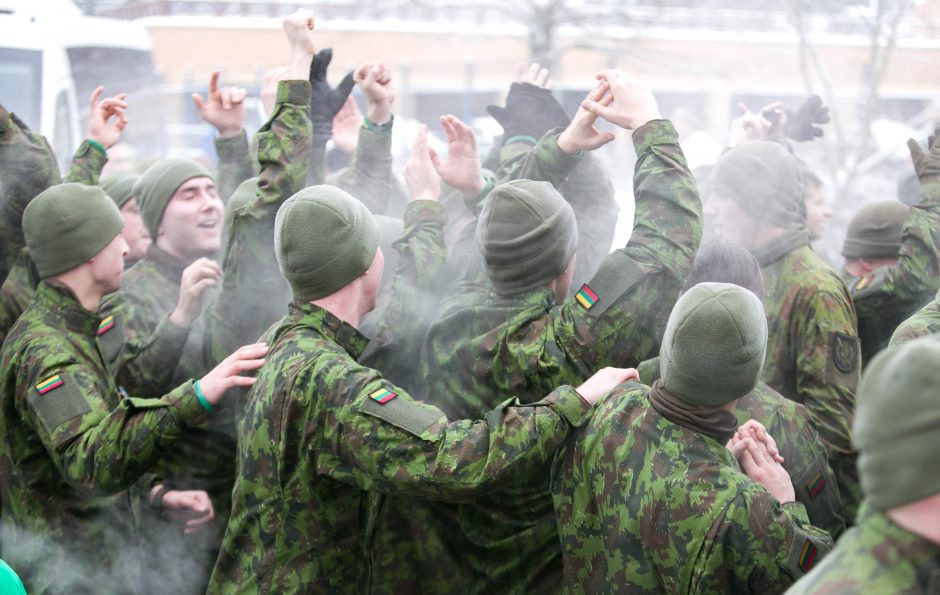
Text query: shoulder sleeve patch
96 313 126 365
825 331 860 390
26 372 94 444
574 250 646 318
357 387 444 442
787 536 821 576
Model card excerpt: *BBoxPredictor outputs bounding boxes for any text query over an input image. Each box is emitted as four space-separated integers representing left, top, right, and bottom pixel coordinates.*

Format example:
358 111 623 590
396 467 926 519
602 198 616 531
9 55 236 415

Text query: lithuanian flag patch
369 388 397 405
852 274 874 293
97 315 115 335
806 470 826 499
798 539 818 572
35 374 64 395
575 284 598 310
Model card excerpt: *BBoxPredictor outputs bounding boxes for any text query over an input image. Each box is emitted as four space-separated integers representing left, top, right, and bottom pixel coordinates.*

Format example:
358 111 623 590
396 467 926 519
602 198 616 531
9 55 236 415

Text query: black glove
907 126 940 184
309 48 355 141
486 83 570 141
782 94 829 142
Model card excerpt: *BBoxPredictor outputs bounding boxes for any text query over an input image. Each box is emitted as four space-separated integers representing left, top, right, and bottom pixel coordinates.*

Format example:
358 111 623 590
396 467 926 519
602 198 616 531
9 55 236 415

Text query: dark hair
683 240 765 299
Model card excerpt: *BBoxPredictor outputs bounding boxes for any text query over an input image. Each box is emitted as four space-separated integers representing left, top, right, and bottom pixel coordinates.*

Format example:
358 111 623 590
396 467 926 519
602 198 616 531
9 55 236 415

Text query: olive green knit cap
23 183 124 278
274 185 380 302
476 179 578 296
854 335 940 511
841 201 909 259
711 141 805 230
134 158 213 237
660 282 768 406
100 171 140 208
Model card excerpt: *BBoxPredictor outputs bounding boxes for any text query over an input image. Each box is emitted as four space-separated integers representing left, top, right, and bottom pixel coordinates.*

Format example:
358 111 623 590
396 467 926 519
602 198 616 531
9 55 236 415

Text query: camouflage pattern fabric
754 231 862 520
0 251 38 348
842 182 940 366
639 357 846 538
551 381 834 594
786 502 940 594
416 120 701 593
0 282 207 594
890 288 940 346
207 301 592 595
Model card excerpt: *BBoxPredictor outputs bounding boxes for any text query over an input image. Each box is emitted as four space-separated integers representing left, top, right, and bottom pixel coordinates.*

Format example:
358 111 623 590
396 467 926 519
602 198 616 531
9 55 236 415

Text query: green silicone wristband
193 380 214 412
86 139 107 156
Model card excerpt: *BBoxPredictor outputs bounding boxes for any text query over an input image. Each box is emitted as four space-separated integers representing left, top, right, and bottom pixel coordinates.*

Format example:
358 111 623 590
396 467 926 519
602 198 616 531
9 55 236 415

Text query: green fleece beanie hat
854 335 940 511
841 201 909 260
660 282 768 406
711 141 805 230
275 185 380 302
135 158 213 237
100 171 140 208
476 179 578 295
23 183 124 278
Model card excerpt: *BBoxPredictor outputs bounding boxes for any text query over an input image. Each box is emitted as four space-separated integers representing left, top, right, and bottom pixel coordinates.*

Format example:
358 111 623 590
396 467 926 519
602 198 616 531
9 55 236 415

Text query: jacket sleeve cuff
541 128 586 168
276 80 312 106
781 500 812 523
162 380 208 426
73 139 109 167
214 129 250 161
403 200 447 227
544 385 593 427
632 119 680 157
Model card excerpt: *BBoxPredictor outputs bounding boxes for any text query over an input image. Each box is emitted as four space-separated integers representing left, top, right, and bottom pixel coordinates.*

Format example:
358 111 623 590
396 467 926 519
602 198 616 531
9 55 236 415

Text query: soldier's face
704 192 757 248
804 183 831 242
156 177 224 262
119 198 151 262
90 233 129 295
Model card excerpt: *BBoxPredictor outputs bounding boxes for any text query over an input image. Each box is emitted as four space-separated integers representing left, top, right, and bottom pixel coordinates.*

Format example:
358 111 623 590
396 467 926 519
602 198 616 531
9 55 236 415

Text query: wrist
363 115 394 136
149 484 171 509
216 127 242 139
289 51 314 80
169 307 194 328
366 107 392 126
556 130 582 157
86 138 108 155
193 380 215 412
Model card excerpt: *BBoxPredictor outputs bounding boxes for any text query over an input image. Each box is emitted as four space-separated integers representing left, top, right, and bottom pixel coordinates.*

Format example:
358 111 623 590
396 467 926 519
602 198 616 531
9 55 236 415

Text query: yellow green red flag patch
97 315 115 335
35 375 64 395
369 388 397 405
575 284 598 310
853 274 874 293
798 539 818 572
806 470 826 499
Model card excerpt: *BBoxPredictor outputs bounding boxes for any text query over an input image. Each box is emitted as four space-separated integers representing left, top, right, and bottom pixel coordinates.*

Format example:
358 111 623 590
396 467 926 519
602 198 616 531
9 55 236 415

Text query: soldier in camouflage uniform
0 89 128 345
412 70 701 593
100 171 149 266
552 283 834 593
840 131 940 366
705 140 862 519
638 240 845 537
206 168 634 593
787 335 940 594
99 14 317 592
890 288 940 346
0 183 265 594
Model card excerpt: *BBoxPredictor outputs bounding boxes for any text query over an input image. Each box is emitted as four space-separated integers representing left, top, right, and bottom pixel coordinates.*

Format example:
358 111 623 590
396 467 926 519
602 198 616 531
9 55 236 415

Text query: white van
0 0 159 169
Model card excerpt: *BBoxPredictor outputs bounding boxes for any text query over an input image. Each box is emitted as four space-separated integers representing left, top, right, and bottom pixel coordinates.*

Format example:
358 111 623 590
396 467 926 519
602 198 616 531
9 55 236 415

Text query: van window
0 47 42 129
53 90 73 167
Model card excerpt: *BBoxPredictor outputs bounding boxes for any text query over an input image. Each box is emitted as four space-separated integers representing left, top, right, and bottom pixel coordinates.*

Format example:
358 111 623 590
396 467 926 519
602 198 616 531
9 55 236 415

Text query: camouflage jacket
0 282 208 594
100 79 313 520
551 381 834 594
207 302 592 595
638 357 845 538
786 502 940 594
416 119 701 593
754 230 861 520
890 288 940 346
0 102 109 281
841 183 940 366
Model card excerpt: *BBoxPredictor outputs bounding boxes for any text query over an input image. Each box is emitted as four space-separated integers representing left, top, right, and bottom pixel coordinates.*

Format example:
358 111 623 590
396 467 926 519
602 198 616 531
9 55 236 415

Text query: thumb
908 138 925 164
580 100 616 124
191 93 206 113
486 105 507 124
336 71 356 99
